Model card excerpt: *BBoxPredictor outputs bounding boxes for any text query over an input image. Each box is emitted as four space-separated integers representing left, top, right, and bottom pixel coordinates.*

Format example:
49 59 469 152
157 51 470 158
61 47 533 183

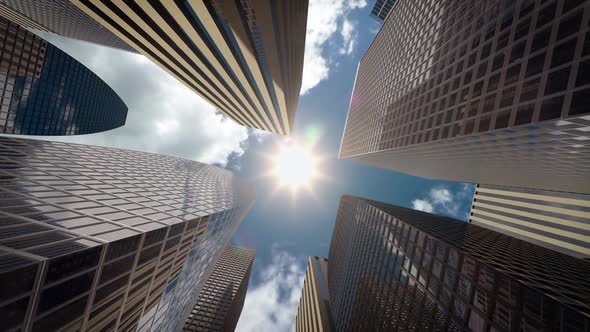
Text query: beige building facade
295 256 334 332
469 184 590 259
71 0 307 134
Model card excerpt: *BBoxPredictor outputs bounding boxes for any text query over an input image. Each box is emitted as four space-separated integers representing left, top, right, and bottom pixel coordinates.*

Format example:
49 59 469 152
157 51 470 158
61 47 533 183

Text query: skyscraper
295 256 334 332
5 0 309 135
328 195 590 331
0 17 128 135
340 0 590 194
0 136 255 332
370 0 397 21
183 245 255 332
469 184 590 259
0 0 135 52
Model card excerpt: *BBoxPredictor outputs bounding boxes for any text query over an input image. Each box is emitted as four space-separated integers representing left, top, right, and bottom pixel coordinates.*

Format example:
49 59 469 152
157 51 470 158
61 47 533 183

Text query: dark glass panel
46 246 101 283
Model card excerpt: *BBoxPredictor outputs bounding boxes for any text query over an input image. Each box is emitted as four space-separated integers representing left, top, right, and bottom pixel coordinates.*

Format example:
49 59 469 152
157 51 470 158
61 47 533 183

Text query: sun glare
272 143 318 190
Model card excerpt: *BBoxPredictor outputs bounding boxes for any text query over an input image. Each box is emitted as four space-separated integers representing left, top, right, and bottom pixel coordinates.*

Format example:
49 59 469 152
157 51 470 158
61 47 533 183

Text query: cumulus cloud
411 199 434 213
339 18 357 55
236 248 305 332
301 0 368 94
29 32 258 166
411 185 475 220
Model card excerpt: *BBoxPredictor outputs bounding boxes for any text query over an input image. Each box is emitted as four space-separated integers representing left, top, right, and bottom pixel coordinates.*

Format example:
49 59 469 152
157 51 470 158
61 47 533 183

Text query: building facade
0 136 255 332
183 245 254 332
0 17 128 135
295 256 334 332
469 184 590 259
0 0 135 52
328 195 590 331
340 0 590 194
370 0 397 21
15 0 308 135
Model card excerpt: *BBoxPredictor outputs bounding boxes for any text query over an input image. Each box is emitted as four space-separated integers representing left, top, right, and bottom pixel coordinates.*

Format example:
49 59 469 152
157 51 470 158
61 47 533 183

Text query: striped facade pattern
0 3 48 32
0 0 136 52
295 256 333 332
469 184 590 259
65 0 308 135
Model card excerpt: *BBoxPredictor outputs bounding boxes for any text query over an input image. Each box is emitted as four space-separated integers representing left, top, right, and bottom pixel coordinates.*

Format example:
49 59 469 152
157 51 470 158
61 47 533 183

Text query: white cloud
301 0 368 94
411 199 434 213
236 248 305 332
429 188 453 205
29 32 257 166
339 18 357 55
411 185 475 220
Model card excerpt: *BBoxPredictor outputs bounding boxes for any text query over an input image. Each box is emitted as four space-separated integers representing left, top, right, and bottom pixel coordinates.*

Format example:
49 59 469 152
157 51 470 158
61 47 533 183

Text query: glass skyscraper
370 0 397 21
340 0 590 194
0 17 128 135
0 136 254 332
328 195 590 331
183 245 255 332
2 0 309 135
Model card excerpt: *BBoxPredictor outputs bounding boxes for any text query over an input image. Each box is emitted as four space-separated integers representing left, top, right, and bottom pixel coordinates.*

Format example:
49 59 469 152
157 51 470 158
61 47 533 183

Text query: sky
29 1 475 331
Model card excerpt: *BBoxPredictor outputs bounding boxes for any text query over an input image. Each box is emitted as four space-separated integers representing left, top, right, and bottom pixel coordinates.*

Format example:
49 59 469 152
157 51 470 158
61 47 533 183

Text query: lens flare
271 143 318 190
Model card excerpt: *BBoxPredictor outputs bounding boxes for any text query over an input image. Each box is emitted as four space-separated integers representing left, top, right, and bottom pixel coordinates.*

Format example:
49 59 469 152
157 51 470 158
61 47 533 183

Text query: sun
271 143 319 190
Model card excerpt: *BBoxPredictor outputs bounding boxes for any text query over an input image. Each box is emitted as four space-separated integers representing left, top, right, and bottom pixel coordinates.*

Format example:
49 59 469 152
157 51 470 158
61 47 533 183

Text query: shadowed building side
469 184 590 259
295 256 334 332
0 0 136 52
0 17 128 135
328 195 590 331
340 0 590 194
182 245 255 332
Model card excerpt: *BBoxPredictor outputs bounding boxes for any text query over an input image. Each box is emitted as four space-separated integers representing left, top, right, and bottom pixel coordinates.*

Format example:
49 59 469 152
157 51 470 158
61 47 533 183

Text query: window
539 96 563 121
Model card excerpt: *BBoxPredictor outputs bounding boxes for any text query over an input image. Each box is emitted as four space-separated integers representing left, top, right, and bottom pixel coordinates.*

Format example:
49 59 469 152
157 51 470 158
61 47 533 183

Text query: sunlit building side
0 137 254 332
3 0 309 134
295 256 334 332
469 184 590 259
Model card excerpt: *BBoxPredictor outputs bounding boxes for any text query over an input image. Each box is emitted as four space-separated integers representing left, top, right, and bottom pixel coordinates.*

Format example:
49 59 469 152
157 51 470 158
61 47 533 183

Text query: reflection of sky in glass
0 136 254 331
0 18 127 136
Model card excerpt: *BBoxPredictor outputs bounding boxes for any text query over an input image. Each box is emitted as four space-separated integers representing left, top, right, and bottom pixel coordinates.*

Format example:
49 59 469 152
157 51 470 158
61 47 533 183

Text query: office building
370 0 397 21
183 245 254 332
469 184 590 259
0 17 128 135
0 0 135 52
295 256 334 332
7 0 309 134
340 0 590 194
0 136 255 332
328 195 590 331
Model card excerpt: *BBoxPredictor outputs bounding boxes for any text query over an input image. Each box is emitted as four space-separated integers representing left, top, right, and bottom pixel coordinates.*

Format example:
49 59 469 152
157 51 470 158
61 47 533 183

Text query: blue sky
229 3 474 331
29 1 474 331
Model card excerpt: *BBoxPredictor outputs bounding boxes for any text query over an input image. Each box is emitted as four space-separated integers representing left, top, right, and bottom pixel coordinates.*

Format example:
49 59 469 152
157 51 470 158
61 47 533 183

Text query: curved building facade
0 136 255 332
0 17 127 135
